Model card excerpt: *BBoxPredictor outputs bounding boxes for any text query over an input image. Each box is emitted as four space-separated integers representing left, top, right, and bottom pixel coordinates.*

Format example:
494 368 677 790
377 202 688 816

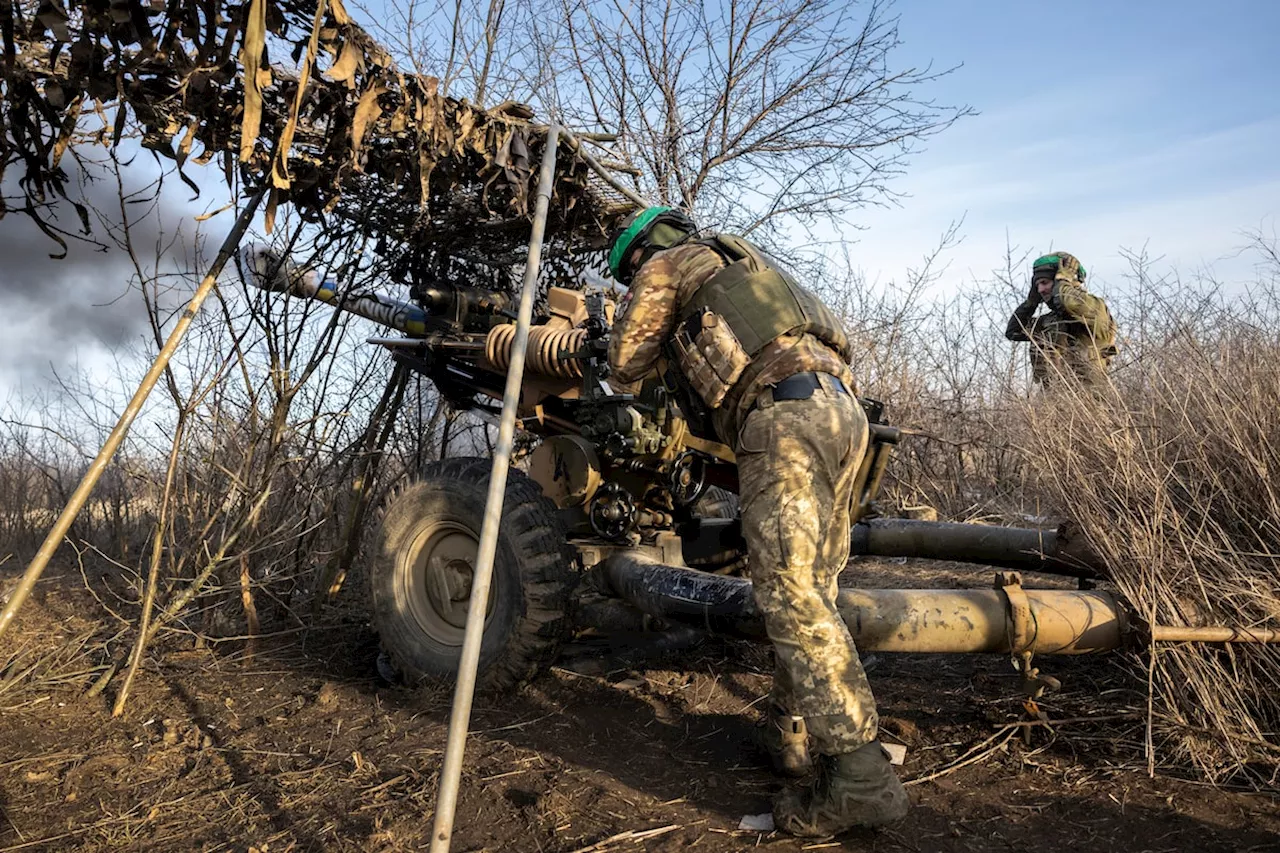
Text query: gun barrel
416 284 512 321
244 246 429 336
304 282 429 337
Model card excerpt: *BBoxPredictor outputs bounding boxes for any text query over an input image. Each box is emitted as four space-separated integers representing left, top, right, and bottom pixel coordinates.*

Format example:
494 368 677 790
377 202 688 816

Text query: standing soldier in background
1005 252 1117 386
605 206 909 837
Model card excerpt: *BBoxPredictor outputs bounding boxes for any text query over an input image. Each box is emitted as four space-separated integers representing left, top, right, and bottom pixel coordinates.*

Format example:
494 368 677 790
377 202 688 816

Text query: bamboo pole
427 125 560 853
0 188 267 643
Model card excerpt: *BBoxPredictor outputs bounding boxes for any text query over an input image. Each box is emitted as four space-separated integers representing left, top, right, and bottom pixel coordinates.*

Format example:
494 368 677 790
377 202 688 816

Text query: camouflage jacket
1005 282 1117 385
608 242 853 444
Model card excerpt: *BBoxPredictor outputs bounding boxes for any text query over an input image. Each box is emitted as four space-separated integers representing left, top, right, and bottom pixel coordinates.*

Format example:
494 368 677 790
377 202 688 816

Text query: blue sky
835 0 1280 290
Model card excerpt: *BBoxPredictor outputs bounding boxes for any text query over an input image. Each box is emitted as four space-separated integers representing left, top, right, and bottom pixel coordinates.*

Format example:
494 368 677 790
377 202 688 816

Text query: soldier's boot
773 741 909 837
751 705 812 777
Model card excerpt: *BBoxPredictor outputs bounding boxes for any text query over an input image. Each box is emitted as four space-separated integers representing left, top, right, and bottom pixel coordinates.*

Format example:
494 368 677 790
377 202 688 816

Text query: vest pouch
671 309 751 409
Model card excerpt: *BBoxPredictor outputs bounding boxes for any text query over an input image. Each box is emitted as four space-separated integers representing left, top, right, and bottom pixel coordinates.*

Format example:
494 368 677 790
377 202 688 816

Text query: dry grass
1019 302 1280 786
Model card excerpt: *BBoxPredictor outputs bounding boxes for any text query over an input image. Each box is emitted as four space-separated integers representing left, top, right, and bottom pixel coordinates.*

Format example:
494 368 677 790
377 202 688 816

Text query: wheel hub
427 555 476 626
404 521 496 644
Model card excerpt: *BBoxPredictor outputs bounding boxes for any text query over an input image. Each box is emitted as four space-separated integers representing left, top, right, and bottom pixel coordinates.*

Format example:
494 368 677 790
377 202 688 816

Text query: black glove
1023 280 1041 307
1045 281 1063 312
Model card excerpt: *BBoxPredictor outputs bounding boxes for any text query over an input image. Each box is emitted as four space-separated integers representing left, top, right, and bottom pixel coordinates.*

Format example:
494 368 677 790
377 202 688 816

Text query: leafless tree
354 0 969 250
353 0 546 102
544 0 969 245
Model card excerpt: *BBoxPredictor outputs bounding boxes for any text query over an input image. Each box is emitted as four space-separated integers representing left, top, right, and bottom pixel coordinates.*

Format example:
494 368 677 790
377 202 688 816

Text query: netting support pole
428 124 561 853
0 187 267 643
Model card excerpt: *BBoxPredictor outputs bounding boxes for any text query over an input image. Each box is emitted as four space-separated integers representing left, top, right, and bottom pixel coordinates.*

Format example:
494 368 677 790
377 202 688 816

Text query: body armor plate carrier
668 234 852 409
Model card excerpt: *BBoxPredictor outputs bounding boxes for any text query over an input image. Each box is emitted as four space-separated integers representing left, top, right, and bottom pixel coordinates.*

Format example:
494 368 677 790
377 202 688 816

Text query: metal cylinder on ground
834 587 1123 654
851 518 1104 579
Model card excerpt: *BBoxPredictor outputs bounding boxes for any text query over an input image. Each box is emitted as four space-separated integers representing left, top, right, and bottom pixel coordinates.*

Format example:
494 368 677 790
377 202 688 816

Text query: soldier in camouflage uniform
606 207 909 836
1006 252 1117 387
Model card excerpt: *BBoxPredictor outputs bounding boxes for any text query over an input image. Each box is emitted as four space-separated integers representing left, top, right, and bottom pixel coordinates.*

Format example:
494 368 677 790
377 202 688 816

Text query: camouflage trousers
735 380 878 755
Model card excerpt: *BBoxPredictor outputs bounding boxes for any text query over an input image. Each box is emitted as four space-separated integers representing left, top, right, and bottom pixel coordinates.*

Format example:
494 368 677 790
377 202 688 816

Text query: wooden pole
427 125 560 853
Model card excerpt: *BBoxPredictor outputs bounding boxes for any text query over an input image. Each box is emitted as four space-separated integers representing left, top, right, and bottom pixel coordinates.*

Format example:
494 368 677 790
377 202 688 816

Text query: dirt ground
2 559 1278 853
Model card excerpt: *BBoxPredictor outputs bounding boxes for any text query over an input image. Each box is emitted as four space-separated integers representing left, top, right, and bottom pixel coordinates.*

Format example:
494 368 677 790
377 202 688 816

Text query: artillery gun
246 248 1256 694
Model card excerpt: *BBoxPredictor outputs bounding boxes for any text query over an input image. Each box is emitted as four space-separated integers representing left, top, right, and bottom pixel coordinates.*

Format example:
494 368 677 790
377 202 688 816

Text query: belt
748 372 849 416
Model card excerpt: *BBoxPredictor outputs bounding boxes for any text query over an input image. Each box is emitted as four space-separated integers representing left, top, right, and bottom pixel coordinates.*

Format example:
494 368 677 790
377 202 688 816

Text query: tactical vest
687 235 852 360
665 234 852 410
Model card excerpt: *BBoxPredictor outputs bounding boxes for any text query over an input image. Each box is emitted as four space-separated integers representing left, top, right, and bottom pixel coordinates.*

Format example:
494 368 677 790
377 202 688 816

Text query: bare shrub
813 231 1038 520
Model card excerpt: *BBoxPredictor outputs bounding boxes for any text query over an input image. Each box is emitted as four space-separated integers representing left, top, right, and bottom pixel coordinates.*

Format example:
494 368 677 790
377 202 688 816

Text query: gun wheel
370 458 577 690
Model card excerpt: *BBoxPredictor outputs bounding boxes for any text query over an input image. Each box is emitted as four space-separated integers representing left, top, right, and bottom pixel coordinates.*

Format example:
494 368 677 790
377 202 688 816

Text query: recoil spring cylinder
485 324 589 378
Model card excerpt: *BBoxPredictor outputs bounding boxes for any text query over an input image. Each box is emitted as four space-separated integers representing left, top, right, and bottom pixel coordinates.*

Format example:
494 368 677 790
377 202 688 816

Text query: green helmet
1032 252 1087 284
607 206 697 283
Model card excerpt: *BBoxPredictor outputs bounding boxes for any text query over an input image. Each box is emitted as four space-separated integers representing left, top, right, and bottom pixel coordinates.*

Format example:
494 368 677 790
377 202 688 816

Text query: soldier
606 206 909 836
1005 252 1117 387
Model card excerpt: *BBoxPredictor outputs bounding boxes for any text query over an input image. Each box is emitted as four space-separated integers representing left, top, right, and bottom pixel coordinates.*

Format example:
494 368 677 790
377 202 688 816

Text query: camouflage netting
1 0 638 285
